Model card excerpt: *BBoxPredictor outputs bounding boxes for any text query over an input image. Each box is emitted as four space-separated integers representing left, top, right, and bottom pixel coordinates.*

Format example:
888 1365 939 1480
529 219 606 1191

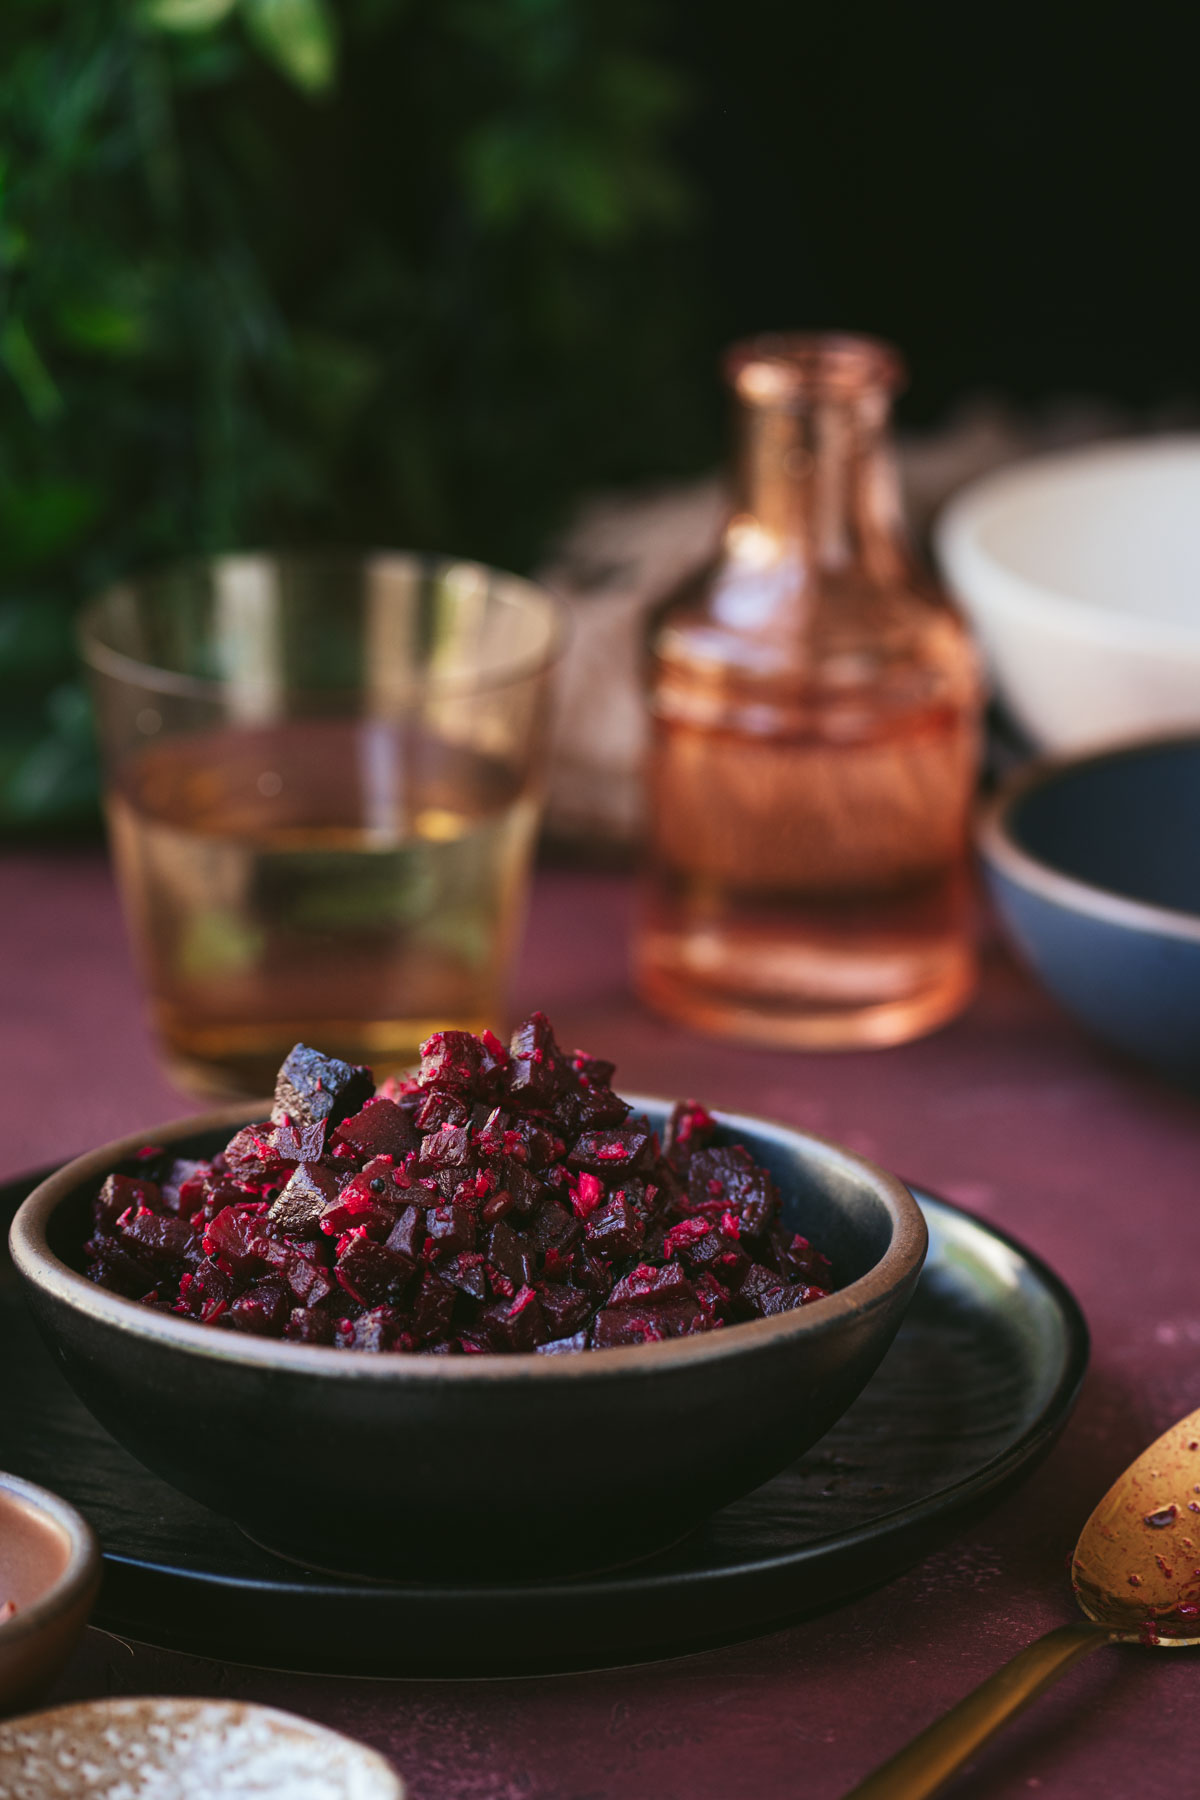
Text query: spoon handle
844 1620 1115 1799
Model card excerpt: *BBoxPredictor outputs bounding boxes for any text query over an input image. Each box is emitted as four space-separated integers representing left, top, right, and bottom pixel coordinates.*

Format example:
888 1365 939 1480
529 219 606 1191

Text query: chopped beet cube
410 1273 457 1344
481 1287 549 1352
115 1208 202 1271
425 1203 476 1258
386 1205 426 1261
419 1027 509 1096
285 1306 335 1344
201 1205 274 1281
607 1261 697 1309
332 1097 420 1163
341 1306 411 1353
419 1123 472 1167
731 1262 813 1319
686 1147 779 1236
272 1117 328 1164
663 1216 711 1259
537 1282 593 1337
529 1203 584 1259
584 1195 644 1258
272 1043 374 1131
506 1011 568 1106
222 1125 293 1190
227 1278 291 1336
443 1252 488 1301
268 1162 340 1239
85 1238 159 1298
95 1173 162 1231
336 1235 417 1307
567 1122 655 1172
487 1220 536 1288
664 1100 718 1162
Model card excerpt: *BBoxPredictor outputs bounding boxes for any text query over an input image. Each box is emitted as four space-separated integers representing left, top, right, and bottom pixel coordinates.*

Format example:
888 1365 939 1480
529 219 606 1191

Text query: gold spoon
846 1406 1200 1798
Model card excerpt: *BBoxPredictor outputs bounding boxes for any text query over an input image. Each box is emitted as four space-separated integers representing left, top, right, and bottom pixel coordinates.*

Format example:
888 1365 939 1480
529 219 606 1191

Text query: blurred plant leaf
240 0 337 93
144 0 239 30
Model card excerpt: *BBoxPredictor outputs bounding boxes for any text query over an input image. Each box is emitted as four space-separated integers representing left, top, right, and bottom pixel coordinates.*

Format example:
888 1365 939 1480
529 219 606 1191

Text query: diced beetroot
82 1015 832 1356
222 1125 292 1191
567 1123 655 1172
686 1146 779 1236
226 1278 291 1336
330 1096 418 1162
285 1306 335 1344
443 1252 488 1301
425 1203 476 1258
115 1207 202 1270
419 1028 509 1096
607 1262 697 1309
202 1204 274 1280
663 1216 711 1258
486 1220 536 1288
85 1236 159 1298
335 1235 416 1306
584 1195 644 1258
386 1205 426 1260
417 1126 472 1177
529 1203 583 1259
339 1306 413 1353
537 1282 592 1337
95 1173 162 1231
268 1162 340 1239
317 1161 399 1239
272 1116 327 1163
480 1287 549 1352
410 1273 457 1344
271 1043 373 1130
665 1101 718 1166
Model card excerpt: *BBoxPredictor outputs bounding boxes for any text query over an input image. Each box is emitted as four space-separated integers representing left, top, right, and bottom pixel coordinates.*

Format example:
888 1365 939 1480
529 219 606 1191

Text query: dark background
671 0 1197 423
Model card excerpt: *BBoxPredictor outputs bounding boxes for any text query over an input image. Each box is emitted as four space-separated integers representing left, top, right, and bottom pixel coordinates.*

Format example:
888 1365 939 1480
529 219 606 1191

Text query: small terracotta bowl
0 1474 100 1716
10 1100 926 1579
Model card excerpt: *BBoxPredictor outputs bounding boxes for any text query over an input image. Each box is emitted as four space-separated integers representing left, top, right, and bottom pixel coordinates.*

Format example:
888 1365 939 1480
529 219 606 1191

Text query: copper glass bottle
635 333 981 1048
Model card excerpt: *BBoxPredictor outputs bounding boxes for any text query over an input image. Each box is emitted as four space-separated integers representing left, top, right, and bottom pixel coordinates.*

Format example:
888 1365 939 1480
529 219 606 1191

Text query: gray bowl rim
9 1096 926 1384
0 1471 100 1651
978 732 1200 947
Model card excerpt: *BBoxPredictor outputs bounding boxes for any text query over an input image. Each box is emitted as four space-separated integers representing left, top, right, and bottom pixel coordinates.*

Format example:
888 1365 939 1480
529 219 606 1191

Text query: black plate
1 1170 1087 1677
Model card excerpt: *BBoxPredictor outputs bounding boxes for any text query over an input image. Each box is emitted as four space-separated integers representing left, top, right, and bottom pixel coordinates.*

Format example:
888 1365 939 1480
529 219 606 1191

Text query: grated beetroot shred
82 1016 833 1354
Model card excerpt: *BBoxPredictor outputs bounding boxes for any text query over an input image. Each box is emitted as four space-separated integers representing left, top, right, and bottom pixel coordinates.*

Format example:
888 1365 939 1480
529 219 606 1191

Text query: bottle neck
730 385 911 586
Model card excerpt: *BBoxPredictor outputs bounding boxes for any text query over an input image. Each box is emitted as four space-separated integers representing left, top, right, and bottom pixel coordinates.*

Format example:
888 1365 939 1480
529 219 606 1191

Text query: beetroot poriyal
83 1016 832 1354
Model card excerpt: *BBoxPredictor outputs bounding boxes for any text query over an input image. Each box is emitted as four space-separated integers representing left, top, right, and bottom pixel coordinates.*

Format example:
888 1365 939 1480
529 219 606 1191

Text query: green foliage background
0 0 709 828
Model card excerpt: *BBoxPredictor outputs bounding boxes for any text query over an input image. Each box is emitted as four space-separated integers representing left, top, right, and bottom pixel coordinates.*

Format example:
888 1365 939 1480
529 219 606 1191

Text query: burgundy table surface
4 850 1199 1799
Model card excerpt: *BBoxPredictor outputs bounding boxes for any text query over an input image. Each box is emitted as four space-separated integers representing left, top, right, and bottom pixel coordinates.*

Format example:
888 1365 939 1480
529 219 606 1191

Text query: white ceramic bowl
935 437 1200 752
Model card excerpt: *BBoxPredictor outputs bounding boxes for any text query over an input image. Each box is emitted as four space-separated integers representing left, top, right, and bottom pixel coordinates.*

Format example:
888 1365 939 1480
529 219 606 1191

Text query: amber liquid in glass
108 720 539 1095
635 334 981 1048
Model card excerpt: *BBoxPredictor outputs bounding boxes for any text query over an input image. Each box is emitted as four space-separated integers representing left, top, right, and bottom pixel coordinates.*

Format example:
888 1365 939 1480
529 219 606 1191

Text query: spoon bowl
848 1407 1200 1798
1072 1407 1200 1644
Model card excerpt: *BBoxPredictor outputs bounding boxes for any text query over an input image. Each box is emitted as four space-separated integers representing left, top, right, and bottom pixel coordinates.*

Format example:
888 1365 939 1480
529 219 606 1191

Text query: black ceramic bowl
10 1099 926 1578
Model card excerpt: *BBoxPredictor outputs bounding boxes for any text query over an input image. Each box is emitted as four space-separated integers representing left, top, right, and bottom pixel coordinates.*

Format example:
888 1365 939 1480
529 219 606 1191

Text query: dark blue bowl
979 736 1200 1076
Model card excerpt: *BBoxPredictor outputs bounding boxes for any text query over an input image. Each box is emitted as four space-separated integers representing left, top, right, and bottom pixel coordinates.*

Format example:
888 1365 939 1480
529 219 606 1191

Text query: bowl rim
9 1097 926 1383
978 733 1200 945
0 1471 100 1651
936 434 1200 655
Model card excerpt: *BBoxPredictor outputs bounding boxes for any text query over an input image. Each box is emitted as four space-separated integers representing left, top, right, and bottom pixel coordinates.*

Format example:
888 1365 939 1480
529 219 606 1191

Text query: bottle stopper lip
724 332 906 405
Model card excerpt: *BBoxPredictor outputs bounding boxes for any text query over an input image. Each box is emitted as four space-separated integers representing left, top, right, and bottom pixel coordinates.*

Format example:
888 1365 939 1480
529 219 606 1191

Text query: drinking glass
81 553 565 1097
